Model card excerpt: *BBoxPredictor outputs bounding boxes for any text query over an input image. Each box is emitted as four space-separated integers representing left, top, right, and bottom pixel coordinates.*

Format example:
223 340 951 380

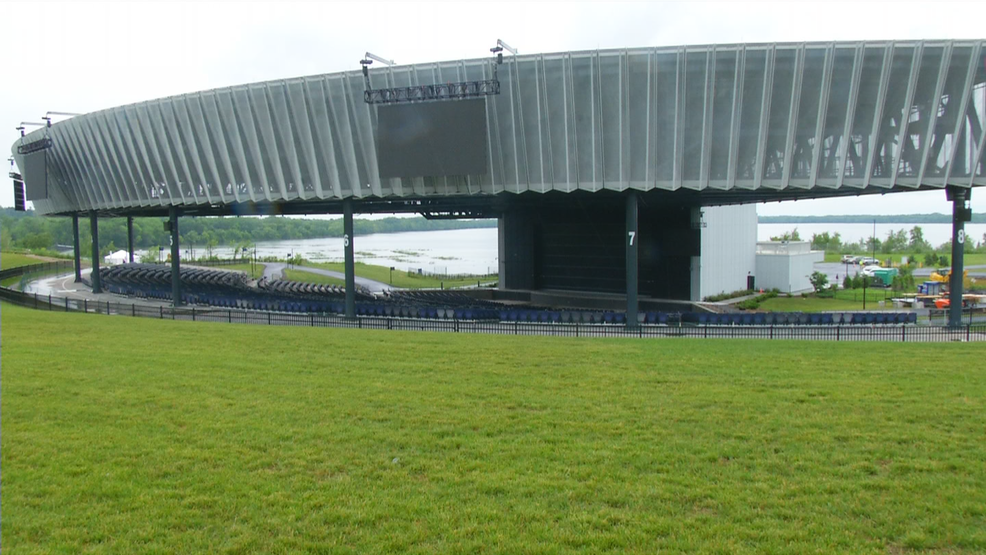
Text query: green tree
22 231 53 250
770 228 801 242
882 229 908 253
851 274 863 289
809 271 829 293
811 232 842 252
141 246 162 264
908 226 931 251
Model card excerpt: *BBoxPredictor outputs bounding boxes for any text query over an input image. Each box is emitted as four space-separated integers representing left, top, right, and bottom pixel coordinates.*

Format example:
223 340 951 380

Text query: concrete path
913 264 986 278
262 262 285 281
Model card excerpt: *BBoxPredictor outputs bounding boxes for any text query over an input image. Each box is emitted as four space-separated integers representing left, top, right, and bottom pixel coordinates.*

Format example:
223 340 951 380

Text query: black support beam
127 216 134 263
170 207 182 307
947 186 970 327
626 191 639 328
72 213 81 283
89 212 101 294
343 199 356 319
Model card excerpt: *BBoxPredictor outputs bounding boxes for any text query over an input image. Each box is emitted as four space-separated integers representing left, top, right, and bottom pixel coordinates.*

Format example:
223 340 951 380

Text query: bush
735 290 779 311
843 275 853 290
702 289 755 302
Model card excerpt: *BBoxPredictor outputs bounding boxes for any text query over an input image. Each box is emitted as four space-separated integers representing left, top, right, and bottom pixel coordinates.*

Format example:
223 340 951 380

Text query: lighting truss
17 137 52 155
364 79 501 104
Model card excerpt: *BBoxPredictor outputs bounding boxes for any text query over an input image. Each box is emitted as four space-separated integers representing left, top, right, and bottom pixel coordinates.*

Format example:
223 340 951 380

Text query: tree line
759 213 986 224
770 226 986 257
0 208 496 257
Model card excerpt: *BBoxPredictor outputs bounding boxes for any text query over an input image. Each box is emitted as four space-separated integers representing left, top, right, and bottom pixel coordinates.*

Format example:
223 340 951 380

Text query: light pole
871 219 877 263
863 275 867 310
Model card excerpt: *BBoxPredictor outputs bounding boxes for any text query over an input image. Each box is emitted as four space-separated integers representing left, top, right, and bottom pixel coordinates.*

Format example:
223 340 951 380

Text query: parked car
858 257 880 267
841 255 860 264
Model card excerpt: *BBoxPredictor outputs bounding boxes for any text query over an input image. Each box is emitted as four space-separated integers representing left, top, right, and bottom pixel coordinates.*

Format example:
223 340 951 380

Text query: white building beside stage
692 208 825 298
692 205 758 301
753 241 825 294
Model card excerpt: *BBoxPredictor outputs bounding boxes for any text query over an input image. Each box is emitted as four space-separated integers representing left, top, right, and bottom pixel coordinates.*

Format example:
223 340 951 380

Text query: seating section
99 263 344 313
677 311 918 326
260 278 374 301
95 265 921 325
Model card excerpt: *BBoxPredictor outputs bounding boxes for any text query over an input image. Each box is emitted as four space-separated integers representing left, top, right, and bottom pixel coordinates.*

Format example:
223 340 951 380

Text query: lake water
174 227 501 276
142 222 985 276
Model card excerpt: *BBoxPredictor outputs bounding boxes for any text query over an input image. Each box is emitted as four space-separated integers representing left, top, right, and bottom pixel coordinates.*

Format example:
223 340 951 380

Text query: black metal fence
2 262 984 342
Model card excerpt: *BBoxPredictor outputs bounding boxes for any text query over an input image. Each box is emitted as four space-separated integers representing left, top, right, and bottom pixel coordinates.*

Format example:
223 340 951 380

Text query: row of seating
356 304 500 319
260 278 373 301
387 290 503 309
686 311 918 326
499 309 628 324
100 264 246 289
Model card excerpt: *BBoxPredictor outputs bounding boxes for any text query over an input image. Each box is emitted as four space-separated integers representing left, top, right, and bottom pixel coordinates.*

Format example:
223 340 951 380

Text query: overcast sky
3 0 984 216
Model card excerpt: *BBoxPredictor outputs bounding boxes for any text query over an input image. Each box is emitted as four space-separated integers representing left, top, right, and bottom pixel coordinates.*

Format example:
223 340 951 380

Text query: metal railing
2 263 984 342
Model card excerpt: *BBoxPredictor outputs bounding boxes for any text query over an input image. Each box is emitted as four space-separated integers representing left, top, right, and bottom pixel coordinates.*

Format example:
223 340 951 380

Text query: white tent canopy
104 250 130 265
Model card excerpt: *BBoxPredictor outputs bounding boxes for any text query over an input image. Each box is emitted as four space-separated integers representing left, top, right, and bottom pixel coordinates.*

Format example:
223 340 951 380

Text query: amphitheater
9 39 985 328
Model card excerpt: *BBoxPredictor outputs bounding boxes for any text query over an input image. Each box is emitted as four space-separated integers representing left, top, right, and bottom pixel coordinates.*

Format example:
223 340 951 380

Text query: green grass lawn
1 252 59 270
1 252 73 287
282 268 346 287
2 304 985 553
758 288 899 313
307 261 495 289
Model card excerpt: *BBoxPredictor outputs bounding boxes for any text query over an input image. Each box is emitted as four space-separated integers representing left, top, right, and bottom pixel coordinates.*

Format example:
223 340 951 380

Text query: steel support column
343 199 356 319
626 191 639 329
170 207 182 307
127 216 134 263
72 213 82 282
89 212 101 294
948 186 969 327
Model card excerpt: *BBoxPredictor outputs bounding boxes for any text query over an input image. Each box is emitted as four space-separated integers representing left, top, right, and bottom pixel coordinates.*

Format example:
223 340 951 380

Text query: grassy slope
282 268 346 287
2 304 985 553
308 261 494 289
1 252 61 270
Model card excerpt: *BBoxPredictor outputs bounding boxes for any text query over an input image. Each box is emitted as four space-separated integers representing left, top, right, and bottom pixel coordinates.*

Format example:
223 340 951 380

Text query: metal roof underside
11 39 986 217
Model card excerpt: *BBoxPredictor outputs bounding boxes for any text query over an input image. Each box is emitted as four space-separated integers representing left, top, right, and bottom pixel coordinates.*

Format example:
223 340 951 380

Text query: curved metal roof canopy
11 39 986 217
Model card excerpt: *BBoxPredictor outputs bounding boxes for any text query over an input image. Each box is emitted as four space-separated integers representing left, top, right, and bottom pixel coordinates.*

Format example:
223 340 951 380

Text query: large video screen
22 150 48 200
376 98 488 178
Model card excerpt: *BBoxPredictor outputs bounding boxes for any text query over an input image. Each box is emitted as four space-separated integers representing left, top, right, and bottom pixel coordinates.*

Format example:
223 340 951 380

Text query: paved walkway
262 262 285 281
